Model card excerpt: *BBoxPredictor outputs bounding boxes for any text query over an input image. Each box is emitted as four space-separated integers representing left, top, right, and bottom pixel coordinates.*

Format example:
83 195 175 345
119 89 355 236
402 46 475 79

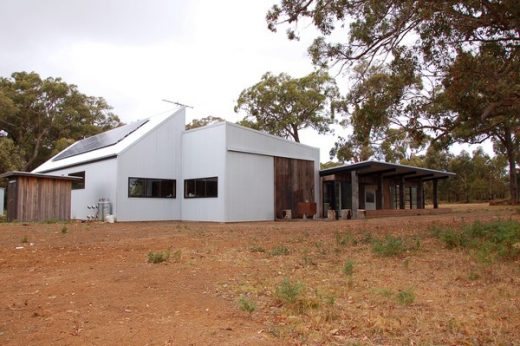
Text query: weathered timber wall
274 157 315 219
8 176 71 222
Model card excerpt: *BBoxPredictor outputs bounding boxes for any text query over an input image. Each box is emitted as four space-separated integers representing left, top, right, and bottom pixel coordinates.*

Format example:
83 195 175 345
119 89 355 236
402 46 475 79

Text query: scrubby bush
275 278 304 305
270 245 289 256
432 220 520 261
147 250 170 263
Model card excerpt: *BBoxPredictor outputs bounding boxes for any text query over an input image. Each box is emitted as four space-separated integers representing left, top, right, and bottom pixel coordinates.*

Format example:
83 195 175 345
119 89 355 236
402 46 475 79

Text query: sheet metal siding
9 176 71 222
225 151 274 222
226 123 319 161
116 110 184 221
274 157 315 219
47 159 118 220
182 124 226 222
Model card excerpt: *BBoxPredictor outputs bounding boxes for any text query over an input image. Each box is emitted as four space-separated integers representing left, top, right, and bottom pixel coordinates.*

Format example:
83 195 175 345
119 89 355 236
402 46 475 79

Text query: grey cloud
0 0 190 48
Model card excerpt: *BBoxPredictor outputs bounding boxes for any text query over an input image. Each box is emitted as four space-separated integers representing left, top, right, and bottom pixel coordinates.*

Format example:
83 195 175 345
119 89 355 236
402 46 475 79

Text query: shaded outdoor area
0 203 519 345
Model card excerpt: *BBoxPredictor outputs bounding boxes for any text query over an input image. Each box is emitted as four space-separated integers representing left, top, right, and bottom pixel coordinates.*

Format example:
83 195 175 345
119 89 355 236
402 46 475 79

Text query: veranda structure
320 161 455 219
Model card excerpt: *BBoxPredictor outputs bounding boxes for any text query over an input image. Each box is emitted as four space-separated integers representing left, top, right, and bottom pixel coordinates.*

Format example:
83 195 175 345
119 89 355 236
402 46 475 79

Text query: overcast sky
0 0 482 162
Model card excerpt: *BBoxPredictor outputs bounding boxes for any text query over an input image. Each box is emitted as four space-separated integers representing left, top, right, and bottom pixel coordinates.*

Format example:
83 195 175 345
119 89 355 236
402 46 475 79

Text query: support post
376 174 383 210
399 176 405 209
417 180 424 209
433 179 438 209
351 170 359 219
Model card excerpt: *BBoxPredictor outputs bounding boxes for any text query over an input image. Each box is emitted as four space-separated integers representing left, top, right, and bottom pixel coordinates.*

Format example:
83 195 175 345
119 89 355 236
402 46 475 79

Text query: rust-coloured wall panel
274 157 315 219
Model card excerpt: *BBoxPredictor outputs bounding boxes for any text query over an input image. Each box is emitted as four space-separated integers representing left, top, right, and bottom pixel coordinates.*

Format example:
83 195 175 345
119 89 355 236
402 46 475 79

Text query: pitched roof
33 108 184 173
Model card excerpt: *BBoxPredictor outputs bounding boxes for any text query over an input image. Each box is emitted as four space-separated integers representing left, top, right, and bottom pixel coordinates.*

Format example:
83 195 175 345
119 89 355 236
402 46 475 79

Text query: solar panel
53 119 149 161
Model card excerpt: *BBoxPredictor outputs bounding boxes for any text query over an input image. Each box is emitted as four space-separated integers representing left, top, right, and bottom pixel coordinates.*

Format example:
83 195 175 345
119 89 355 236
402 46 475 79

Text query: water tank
97 199 112 221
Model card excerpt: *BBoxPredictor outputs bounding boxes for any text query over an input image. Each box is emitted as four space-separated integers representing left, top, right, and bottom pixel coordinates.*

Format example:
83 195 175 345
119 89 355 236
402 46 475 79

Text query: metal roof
320 160 455 180
32 108 184 174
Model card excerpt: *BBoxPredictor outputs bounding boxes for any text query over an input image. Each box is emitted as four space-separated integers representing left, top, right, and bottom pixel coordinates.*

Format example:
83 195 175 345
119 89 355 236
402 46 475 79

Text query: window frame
128 177 176 199
69 171 85 190
184 176 218 198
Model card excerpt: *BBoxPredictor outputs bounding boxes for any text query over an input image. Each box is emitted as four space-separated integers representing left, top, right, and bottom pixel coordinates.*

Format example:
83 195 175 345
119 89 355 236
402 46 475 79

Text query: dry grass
0 204 518 345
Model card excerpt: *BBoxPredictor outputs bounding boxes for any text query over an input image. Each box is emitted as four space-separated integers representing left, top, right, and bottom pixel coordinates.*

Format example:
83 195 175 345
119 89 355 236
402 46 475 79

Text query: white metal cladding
0 187 4 216
225 151 274 222
43 159 118 220
181 123 227 222
226 122 319 161
116 109 185 221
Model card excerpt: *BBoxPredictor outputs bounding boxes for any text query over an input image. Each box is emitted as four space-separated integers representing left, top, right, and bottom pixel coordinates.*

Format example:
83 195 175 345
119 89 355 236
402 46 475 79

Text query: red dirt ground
0 204 519 345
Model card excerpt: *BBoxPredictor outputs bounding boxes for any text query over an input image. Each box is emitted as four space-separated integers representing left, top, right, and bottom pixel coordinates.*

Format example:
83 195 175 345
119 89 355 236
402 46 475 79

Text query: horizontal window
69 171 85 190
128 177 176 198
184 177 218 198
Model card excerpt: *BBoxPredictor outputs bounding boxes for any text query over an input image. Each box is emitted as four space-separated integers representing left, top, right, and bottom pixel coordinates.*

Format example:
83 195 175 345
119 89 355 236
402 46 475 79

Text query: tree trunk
504 126 518 204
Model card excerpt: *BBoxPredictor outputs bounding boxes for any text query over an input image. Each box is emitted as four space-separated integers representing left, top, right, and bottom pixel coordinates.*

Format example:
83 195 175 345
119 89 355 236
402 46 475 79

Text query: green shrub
433 220 520 261
238 295 256 313
61 225 68 234
372 235 405 257
270 245 289 256
275 278 304 305
21 235 28 244
148 250 170 263
396 288 415 305
342 260 354 276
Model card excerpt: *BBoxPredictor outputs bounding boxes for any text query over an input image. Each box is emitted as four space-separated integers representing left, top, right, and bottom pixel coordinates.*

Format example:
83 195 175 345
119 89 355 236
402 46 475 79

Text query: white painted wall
225 151 274 222
116 109 185 221
0 187 4 216
45 159 118 220
181 123 227 222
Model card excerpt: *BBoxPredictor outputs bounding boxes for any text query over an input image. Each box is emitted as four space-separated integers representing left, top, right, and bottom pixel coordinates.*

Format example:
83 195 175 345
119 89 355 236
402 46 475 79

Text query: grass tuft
238 295 256 313
275 278 304 305
396 288 415 305
342 259 354 276
61 225 68 234
147 250 170 263
21 235 29 244
372 235 405 256
270 245 289 256
250 245 266 253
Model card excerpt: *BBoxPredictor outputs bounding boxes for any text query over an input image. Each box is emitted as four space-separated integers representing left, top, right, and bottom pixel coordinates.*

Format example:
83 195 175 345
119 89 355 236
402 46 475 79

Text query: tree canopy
0 72 121 171
235 70 340 142
186 116 225 130
267 0 520 201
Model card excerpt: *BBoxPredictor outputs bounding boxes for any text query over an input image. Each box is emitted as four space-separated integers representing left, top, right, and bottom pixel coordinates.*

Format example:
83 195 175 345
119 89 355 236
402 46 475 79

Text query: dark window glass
184 177 218 198
128 177 176 198
69 171 85 190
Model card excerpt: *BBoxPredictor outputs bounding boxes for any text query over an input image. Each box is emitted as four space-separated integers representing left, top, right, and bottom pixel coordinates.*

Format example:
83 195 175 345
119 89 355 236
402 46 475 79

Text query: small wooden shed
0 171 81 222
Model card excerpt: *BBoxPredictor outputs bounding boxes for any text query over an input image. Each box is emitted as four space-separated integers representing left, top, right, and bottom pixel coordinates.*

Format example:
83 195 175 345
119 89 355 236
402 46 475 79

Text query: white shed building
33 108 320 222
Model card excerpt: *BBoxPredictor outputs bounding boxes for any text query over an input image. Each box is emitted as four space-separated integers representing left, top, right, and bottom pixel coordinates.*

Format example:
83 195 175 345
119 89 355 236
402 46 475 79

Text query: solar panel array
53 119 149 161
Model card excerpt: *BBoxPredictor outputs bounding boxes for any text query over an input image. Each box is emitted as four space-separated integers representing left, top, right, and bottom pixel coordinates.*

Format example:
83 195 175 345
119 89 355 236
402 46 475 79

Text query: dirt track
0 204 519 345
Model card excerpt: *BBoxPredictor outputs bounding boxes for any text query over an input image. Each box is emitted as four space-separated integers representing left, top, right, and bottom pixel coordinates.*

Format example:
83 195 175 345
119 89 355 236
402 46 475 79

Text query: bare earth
0 204 519 345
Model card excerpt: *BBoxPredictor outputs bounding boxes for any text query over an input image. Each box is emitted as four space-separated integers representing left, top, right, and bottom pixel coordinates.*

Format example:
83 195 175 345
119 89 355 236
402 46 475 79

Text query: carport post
399 176 405 209
433 179 438 209
376 174 383 210
351 170 359 219
417 179 424 209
